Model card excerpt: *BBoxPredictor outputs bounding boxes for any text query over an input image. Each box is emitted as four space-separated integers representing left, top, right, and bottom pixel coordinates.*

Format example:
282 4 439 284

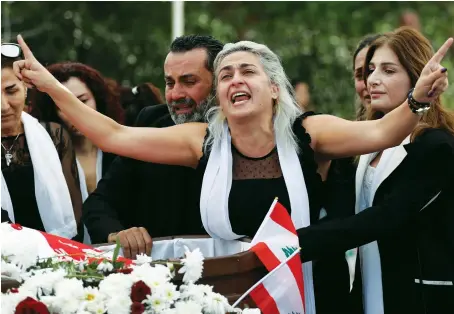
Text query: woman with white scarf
29 62 123 244
1 44 82 240
297 28 454 314
13 35 451 314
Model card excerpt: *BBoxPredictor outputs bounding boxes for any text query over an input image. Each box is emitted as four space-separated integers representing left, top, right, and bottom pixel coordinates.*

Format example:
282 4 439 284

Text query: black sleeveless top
193 112 323 238
1 122 82 236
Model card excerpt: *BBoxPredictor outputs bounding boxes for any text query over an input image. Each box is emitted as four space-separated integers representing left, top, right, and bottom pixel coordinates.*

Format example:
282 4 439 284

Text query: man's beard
168 98 209 125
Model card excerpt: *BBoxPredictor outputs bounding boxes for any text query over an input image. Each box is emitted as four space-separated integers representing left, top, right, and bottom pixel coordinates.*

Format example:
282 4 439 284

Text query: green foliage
2 1 453 117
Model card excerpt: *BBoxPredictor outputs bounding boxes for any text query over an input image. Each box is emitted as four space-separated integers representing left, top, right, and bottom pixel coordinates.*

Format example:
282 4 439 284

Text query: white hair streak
204 41 303 154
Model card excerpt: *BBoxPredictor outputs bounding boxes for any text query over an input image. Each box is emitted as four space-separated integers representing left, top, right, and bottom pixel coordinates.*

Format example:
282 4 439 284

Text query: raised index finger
17 34 36 61
431 37 453 64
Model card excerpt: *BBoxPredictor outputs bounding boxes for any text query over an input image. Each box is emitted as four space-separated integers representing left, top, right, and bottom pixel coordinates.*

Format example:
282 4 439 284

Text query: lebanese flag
235 199 305 313
3 223 131 264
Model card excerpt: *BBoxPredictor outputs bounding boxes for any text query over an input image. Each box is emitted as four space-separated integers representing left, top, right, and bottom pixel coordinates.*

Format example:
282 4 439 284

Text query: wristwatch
407 88 431 116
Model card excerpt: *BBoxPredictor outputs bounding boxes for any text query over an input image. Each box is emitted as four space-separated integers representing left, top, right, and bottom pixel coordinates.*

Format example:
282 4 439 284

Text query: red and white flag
235 199 305 314
2 223 131 264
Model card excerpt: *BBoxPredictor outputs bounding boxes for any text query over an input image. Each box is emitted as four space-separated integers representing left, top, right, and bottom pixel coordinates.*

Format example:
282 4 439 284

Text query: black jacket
82 105 202 243
314 157 363 314
298 129 454 314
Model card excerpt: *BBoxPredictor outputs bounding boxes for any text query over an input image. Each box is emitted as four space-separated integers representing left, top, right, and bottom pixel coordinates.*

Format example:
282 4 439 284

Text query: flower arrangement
1 224 259 314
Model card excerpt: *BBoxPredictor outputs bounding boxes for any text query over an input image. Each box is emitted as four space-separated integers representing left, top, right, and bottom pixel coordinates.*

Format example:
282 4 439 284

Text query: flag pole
250 198 278 246
171 1 185 40
232 247 302 308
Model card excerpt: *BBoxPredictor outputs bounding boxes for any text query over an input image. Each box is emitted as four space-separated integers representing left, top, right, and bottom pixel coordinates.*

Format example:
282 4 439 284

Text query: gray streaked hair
204 41 303 153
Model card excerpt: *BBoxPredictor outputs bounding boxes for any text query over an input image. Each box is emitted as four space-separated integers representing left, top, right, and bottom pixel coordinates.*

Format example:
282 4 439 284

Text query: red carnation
15 297 50 314
131 301 145 314
130 280 151 303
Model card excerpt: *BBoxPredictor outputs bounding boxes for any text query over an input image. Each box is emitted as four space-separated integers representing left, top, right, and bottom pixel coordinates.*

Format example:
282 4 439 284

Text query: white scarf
1 112 77 238
200 121 316 314
76 148 103 244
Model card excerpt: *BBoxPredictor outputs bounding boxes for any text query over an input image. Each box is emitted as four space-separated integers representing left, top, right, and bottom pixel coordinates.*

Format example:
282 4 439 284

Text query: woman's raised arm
14 35 205 168
305 37 452 160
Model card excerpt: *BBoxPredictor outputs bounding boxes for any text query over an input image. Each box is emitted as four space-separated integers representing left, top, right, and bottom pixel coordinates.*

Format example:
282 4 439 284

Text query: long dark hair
353 34 382 121
120 83 164 126
30 62 124 124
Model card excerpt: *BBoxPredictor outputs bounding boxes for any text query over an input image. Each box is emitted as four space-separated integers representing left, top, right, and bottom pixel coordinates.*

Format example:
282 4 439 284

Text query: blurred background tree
2 1 453 118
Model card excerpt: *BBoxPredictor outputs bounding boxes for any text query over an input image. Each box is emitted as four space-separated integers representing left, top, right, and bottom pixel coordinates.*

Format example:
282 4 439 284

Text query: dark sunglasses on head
1 43 22 58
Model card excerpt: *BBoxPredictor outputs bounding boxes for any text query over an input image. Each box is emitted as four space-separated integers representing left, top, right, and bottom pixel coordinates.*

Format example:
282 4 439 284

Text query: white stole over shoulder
1 112 77 238
76 148 103 202
200 121 316 314
76 148 103 244
353 136 410 314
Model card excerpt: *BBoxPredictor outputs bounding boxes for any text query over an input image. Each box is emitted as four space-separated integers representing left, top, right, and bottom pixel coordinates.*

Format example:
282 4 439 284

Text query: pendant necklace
1 134 20 166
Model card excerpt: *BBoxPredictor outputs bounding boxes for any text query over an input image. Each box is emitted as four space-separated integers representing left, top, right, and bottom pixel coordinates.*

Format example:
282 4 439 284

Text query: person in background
30 62 125 243
312 34 383 314
119 82 164 126
400 10 421 31
353 34 383 121
291 79 313 111
1 43 82 241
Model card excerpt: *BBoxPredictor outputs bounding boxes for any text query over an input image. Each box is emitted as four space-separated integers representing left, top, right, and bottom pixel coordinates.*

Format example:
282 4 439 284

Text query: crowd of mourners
1 21 453 314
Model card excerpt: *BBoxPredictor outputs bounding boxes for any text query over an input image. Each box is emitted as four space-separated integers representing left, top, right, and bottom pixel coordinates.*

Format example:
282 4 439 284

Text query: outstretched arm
298 130 454 261
305 37 452 160
13 35 205 167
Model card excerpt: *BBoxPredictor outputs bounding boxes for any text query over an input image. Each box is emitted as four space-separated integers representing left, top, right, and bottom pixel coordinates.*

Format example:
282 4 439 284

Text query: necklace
1 134 20 166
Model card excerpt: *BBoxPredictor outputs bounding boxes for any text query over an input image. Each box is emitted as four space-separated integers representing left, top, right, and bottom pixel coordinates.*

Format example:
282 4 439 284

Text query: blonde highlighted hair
204 41 303 152
363 27 454 141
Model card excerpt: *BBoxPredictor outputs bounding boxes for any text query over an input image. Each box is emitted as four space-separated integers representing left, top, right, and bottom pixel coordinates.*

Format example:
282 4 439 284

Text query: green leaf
112 236 121 263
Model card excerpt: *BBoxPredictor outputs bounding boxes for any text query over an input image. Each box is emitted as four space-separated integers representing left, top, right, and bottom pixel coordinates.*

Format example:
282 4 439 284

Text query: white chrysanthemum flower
105 295 132 314
241 309 261 314
54 278 84 298
20 268 67 297
161 309 177 314
85 302 106 314
178 247 204 284
52 295 81 314
1 260 23 282
97 261 114 272
1 292 29 314
145 293 169 313
81 286 106 314
202 292 232 314
46 278 85 313
174 300 203 314
131 264 170 290
178 283 207 305
134 253 152 265
156 282 180 304
98 273 134 298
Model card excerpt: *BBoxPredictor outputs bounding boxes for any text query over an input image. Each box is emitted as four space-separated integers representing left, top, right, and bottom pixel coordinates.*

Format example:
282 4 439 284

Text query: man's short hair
170 35 224 73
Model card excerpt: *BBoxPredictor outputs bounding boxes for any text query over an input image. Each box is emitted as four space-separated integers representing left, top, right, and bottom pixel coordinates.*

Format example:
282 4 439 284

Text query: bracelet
407 88 431 116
